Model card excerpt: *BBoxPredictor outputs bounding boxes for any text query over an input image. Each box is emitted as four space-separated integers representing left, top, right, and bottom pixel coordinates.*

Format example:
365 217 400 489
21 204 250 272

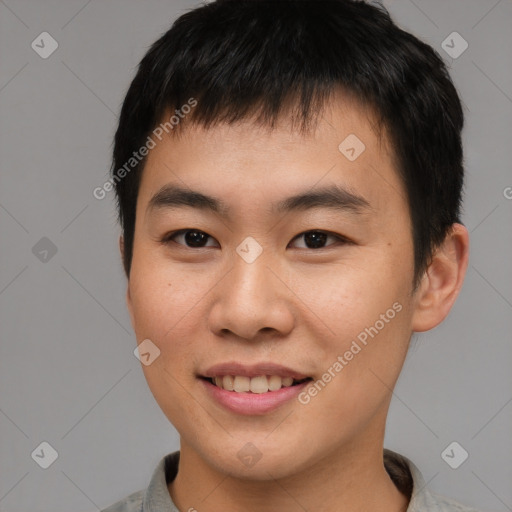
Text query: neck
168 435 409 512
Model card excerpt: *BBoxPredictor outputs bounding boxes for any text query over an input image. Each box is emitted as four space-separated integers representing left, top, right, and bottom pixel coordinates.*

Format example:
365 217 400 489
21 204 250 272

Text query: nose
207 250 295 341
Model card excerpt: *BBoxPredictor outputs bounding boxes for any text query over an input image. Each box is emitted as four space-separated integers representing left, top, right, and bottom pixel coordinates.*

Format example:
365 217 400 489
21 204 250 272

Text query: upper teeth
213 375 296 393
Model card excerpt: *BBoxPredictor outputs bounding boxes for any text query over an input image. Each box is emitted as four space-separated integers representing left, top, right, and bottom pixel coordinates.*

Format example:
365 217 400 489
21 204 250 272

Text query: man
103 1 476 510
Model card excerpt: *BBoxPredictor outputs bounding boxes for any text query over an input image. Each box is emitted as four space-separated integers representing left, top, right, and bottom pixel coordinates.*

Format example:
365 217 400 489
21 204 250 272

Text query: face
126 95 418 480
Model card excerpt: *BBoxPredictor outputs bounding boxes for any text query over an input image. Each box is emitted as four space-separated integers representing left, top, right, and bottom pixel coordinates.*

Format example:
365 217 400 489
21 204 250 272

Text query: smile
203 375 312 393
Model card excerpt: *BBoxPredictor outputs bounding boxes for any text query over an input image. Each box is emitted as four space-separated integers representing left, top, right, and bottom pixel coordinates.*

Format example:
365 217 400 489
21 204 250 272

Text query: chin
191 436 312 482
219 453 302 482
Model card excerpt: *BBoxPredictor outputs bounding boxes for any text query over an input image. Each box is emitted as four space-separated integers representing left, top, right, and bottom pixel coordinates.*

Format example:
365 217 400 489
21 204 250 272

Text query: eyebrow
146 183 372 219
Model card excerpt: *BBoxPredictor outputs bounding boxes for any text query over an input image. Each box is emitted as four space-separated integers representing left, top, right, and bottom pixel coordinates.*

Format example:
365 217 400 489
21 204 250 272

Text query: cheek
128 257 222 401
299 308 411 437
291 258 412 399
290 255 409 341
129 261 209 423
129 253 206 339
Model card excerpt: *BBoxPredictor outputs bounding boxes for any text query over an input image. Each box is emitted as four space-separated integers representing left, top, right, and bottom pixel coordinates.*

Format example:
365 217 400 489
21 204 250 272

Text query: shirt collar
383 448 442 511
142 449 440 511
142 451 180 511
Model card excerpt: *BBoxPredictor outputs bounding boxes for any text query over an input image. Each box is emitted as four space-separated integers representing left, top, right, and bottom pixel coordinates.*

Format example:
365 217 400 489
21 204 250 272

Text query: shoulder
384 449 481 512
99 451 180 512
100 489 144 512
429 491 482 512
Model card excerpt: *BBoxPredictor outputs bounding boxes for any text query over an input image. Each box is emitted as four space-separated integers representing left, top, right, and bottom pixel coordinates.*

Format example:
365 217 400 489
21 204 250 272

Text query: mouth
199 375 313 394
198 362 314 414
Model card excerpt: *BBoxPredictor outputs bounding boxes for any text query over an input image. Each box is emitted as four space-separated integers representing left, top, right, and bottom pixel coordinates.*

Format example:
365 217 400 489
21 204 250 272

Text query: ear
411 223 469 332
119 235 130 278
118 235 125 268
126 281 134 330
119 236 135 324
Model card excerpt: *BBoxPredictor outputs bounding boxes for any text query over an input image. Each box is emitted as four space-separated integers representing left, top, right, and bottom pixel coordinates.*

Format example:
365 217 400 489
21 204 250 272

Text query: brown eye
162 229 219 248
288 230 350 249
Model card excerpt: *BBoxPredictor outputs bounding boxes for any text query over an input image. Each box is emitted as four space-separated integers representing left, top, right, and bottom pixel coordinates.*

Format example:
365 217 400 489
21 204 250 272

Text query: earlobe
411 223 469 332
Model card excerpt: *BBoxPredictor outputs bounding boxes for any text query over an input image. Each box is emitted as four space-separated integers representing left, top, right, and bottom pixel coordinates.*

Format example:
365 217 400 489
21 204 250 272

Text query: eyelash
160 229 353 250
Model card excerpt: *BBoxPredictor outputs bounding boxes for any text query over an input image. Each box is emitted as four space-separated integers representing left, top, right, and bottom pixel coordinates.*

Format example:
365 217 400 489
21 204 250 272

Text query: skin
122 93 469 512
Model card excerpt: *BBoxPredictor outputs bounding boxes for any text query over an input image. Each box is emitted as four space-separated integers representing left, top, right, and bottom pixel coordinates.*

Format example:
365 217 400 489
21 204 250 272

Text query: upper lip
200 362 311 380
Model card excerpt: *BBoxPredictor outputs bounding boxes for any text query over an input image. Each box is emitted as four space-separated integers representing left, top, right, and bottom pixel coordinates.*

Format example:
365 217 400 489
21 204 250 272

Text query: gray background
0 0 511 510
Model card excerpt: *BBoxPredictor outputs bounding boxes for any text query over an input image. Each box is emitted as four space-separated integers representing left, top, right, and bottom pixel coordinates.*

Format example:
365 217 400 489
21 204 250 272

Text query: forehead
137 93 406 221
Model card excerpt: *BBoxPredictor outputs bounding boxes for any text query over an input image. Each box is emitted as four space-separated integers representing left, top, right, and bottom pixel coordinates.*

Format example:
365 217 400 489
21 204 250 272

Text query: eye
288 230 351 249
161 229 219 248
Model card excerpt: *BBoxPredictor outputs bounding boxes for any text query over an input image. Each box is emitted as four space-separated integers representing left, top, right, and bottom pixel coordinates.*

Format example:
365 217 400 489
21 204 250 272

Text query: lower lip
201 378 311 415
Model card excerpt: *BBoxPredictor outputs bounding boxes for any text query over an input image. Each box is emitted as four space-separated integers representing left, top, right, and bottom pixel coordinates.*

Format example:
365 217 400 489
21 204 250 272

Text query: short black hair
112 0 465 288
